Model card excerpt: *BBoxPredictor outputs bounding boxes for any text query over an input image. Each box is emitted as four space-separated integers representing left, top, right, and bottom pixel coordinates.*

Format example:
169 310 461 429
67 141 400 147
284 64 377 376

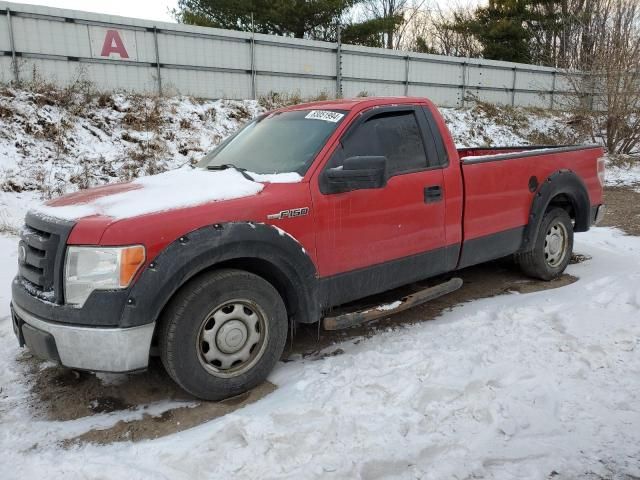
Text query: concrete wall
0 1 578 108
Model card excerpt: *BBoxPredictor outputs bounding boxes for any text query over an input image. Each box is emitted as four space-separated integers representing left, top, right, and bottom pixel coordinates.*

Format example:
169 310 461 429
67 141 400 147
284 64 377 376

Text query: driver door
311 106 447 302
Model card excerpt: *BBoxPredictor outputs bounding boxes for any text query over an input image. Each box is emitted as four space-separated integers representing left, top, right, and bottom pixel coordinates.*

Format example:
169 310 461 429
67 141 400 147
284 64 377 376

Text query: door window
329 110 429 176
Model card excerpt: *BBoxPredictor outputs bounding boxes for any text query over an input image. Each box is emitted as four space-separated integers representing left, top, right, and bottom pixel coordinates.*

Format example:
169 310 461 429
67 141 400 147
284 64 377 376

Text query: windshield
198 109 346 175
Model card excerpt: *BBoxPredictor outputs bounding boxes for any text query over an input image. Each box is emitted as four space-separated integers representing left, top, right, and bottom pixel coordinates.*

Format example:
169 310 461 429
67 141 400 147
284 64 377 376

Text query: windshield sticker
305 110 344 123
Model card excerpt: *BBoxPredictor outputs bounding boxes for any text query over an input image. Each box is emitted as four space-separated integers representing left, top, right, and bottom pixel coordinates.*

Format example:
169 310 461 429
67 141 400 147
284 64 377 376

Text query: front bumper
12 302 154 373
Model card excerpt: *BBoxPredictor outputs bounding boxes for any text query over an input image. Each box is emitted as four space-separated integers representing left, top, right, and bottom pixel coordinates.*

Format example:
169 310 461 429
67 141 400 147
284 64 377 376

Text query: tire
159 269 287 401
516 208 574 281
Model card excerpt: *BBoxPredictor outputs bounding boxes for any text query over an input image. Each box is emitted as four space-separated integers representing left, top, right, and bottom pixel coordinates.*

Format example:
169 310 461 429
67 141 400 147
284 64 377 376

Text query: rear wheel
516 208 574 281
159 269 287 401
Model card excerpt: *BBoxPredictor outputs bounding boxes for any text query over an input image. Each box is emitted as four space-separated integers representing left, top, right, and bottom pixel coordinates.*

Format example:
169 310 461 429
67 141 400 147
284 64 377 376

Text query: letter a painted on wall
101 30 129 58
89 26 137 61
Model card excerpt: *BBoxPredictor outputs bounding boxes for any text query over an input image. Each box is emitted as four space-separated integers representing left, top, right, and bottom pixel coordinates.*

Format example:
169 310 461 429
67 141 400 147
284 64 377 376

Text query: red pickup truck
12 97 605 400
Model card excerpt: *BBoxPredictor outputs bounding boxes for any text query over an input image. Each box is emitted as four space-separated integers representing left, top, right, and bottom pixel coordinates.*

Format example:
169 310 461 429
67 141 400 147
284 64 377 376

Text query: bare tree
432 5 481 57
391 0 430 49
403 4 481 58
525 0 613 69
568 0 640 154
360 0 417 48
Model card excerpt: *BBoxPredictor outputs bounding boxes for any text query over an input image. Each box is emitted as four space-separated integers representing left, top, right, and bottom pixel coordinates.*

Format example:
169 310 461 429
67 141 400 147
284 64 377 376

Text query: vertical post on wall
153 27 162 96
250 12 257 100
404 55 410 96
461 61 467 107
335 24 342 98
589 73 596 111
511 67 517 106
6 8 20 85
550 70 557 110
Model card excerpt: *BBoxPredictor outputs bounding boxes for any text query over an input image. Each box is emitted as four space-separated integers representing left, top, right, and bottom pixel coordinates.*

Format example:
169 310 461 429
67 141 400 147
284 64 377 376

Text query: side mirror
323 156 388 194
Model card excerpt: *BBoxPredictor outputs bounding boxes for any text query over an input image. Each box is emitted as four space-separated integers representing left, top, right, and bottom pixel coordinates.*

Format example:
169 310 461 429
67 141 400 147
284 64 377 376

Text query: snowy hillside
0 85 639 233
0 87 578 225
0 88 262 194
0 86 262 231
0 87 580 195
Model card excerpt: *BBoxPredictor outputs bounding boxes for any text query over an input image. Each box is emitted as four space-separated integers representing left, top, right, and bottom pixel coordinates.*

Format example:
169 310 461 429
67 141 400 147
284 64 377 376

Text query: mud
21 186 634 446
601 186 640 236
65 382 276 445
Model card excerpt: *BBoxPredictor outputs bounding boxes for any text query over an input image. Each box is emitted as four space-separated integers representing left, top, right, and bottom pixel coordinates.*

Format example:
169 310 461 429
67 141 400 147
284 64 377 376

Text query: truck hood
31 168 299 222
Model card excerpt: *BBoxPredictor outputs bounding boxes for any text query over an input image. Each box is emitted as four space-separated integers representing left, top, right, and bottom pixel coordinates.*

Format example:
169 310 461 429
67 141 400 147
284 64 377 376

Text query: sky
8 0 480 24
8 0 179 23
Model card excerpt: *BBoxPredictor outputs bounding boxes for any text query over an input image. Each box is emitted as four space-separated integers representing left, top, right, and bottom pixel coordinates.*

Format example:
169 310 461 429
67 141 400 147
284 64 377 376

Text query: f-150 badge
267 207 310 220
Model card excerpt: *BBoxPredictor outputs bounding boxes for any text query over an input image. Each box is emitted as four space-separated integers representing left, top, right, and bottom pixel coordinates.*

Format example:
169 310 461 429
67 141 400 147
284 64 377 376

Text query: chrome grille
18 213 74 304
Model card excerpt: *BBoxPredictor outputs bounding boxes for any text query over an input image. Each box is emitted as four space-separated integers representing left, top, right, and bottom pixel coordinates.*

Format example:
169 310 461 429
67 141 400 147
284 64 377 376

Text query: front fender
119 222 321 328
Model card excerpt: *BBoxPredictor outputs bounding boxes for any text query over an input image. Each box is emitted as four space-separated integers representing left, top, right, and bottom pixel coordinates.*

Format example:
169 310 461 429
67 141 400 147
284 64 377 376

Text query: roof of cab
276 96 430 113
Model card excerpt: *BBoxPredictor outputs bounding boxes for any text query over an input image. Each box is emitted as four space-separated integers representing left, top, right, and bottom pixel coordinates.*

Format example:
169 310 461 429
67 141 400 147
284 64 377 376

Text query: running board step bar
323 277 463 331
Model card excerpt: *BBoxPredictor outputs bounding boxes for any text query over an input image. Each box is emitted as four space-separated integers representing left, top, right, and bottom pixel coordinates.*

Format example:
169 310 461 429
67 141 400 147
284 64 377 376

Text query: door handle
424 185 442 203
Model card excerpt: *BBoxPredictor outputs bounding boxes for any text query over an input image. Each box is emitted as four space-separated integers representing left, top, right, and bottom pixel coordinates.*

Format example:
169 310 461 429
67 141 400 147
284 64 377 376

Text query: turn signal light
120 245 146 287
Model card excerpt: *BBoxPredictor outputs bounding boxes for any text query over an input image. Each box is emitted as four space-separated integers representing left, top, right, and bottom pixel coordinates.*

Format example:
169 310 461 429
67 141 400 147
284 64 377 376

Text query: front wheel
159 269 288 401
516 208 574 281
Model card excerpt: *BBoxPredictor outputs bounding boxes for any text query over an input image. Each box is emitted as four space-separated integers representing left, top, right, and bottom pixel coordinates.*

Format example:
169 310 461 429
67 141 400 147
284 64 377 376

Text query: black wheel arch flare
120 222 322 328
522 169 592 252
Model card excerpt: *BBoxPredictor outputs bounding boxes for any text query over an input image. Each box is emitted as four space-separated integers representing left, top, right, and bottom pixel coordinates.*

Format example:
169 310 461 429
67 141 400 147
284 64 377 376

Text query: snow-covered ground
1 227 639 479
603 160 640 189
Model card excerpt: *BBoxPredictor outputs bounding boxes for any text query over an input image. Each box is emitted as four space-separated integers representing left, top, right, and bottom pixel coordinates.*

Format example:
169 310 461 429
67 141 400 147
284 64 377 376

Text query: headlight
64 245 145 307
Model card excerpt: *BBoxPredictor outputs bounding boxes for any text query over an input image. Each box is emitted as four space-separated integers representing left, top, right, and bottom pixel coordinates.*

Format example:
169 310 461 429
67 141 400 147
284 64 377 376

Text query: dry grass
179 118 192 129
607 154 639 168
472 99 530 130
225 102 252 121
121 96 164 132
526 127 581 146
257 90 331 110
0 103 12 119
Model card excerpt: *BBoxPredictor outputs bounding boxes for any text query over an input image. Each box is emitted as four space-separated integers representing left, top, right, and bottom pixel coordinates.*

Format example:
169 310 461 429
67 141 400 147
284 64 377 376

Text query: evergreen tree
451 0 533 63
341 15 404 47
175 0 358 40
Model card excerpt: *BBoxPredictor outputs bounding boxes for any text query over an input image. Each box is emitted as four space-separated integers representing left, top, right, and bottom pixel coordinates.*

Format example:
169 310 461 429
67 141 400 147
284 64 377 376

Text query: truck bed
457 144 604 268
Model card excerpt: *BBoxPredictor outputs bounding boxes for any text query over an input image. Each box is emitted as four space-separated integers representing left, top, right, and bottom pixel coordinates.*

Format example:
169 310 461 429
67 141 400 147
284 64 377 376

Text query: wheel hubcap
197 301 268 378
544 222 568 267
216 319 248 354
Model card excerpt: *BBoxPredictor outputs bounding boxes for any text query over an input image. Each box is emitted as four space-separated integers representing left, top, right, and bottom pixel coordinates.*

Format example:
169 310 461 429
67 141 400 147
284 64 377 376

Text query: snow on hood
31 168 300 221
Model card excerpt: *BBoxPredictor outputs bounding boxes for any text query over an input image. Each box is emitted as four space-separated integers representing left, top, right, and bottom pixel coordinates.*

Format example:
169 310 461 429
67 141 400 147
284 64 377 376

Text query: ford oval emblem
18 244 26 264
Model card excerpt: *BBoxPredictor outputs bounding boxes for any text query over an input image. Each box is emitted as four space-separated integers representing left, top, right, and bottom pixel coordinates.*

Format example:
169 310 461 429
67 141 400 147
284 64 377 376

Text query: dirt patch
20 351 276 442
29 358 186 422
19 353 276 446
601 186 640 236
63 382 276 445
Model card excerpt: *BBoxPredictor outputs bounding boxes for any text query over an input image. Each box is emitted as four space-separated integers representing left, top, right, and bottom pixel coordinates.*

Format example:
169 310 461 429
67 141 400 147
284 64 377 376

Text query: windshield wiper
206 163 255 181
